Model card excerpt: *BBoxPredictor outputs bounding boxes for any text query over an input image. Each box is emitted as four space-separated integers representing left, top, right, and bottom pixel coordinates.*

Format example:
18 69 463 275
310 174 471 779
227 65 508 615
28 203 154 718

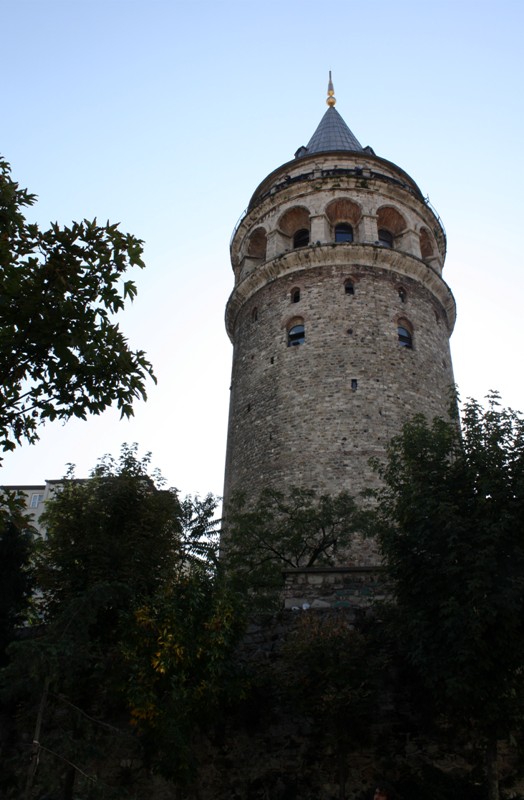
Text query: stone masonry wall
223 148 455 570
224 253 455 566
282 566 387 609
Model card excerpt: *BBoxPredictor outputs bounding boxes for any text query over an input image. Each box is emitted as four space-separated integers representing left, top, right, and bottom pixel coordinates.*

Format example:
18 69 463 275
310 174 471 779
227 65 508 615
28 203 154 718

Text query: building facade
2 480 61 537
223 78 456 557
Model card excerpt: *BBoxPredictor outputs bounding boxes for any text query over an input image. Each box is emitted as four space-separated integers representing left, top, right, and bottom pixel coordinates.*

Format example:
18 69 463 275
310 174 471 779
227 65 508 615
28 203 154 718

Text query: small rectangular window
30 493 44 508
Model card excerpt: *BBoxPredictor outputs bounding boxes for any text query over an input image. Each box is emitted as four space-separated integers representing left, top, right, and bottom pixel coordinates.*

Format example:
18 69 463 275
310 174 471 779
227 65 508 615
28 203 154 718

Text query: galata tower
223 75 455 516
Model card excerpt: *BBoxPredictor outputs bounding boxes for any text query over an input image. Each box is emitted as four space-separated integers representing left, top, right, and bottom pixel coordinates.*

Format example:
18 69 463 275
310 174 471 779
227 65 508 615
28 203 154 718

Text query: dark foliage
1 447 243 799
369 394 524 800
0 493 34 665
0 156 155 460
223 487 360 609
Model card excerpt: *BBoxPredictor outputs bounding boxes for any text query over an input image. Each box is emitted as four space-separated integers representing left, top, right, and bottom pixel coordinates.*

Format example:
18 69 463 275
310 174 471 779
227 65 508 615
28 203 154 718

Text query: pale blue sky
2 0 523 496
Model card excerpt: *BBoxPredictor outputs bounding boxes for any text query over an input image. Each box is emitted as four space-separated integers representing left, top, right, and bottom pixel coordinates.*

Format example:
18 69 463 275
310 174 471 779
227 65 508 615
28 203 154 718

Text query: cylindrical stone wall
223 149 456 547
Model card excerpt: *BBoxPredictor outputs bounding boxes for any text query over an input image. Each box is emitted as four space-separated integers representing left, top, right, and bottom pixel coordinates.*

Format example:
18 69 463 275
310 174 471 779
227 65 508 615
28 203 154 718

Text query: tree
2 446 242 798
223 487 360 608
0 157 155 460
0 494 35 800
277 613 383 800
37 445 184 614
0 493 34 665
121 565 245 786
5 446 184 798
370 394 524 800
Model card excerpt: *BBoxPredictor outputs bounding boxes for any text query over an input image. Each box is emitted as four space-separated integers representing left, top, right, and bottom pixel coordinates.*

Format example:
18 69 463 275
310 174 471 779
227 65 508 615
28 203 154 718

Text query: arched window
335 223 353 243
288 324 305 347
293 229 309 249
345 279 355 296
419 228 434 259
377 207 406 250
251 307 258 322
398 286 407 303
247 227 267 260
326 198 362 236
291 287 301 303
378 228 394 248
398 321 413 348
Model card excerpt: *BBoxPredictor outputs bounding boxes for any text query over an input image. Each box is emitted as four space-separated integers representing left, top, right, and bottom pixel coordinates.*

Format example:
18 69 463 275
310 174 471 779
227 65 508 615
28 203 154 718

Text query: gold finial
327 70 336 107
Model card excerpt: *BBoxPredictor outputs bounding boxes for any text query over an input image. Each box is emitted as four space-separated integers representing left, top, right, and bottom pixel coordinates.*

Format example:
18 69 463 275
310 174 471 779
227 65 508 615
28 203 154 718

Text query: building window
291 287 301 303
419 227 434 259
398 287 407 303
293 229 309 249
351 378 358 391
30 493 44 508
247 227 267 260
251 307 258 322
335 223 353 243
288 324 305 346
378 228 393 248
398 323 413 348
345 279 355 295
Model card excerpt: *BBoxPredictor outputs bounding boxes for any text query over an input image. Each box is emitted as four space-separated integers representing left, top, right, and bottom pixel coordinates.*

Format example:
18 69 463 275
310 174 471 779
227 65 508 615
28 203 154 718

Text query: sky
2 0 523 497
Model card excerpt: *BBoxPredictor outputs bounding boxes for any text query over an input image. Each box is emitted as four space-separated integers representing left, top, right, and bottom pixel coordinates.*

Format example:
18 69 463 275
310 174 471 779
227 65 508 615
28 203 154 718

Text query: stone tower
224 76 455 522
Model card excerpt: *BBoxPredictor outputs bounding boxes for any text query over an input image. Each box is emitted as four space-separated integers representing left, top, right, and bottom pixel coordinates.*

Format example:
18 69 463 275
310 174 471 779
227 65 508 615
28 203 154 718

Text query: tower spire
327 70 336 107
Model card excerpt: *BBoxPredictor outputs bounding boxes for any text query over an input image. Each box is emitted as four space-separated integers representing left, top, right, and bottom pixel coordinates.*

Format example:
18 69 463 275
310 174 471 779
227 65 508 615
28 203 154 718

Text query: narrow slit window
291 287 300 303
345 279 355 295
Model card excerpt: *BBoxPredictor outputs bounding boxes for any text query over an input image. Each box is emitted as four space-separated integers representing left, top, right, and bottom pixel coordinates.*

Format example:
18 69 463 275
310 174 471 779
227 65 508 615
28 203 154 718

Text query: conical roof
302 105 363 155
294 73 366 159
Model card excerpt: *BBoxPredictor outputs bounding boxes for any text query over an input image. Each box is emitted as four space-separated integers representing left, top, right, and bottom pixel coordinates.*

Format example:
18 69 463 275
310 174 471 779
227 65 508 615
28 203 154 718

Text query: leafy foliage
0 156 155 459
0 491 35 665
121 567 245 783
178 492 222 570
223 487 359 605
370 394 524 799
276 612 384 800
2 446 241 798
37 445 183 615
279 613 380 741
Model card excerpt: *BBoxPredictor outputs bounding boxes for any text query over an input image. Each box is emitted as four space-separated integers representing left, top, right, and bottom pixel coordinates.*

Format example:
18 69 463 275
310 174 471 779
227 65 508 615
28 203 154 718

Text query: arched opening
397 318 413 349
325 198 362 244
293 229 309 249
377 206 407 249
247 227 267 260
398 286 407 303
378 229 394 248
345 279 355 295
278 207 311 251
291 287 301 303
287 318 305 347
419 227 434 259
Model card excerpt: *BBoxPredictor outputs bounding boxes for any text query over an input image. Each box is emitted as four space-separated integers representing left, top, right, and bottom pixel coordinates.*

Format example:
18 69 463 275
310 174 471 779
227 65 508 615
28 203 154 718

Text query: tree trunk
24 676 50 800
486 734 499 800
62 765 76 800
337 743 347 800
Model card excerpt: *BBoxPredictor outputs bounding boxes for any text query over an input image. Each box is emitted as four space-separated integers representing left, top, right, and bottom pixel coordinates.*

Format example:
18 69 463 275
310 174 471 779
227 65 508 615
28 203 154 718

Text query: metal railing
230 166 447 256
